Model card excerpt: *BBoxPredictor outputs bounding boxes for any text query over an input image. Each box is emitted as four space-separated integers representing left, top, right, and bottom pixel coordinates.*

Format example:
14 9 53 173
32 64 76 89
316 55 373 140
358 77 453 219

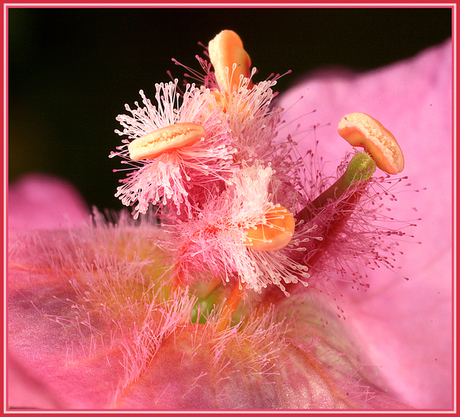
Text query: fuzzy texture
111 45 309 296
8 213 409 409
111 81 237 219
170 164 312 295
111 75 303 222
7 39 452 410
290 152 415 295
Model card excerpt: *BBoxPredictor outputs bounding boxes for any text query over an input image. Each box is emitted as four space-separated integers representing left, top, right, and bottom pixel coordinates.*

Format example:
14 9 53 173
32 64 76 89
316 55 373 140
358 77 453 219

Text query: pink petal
279 39 453 409
8 262 411 409
8 270 128 408
9 174 91 230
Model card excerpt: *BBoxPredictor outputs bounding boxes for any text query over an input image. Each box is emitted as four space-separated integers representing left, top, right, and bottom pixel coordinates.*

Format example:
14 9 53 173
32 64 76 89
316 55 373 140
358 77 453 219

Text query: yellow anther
337 112 404 175
128 122 206 161
208 30 252 95
245 205 295 251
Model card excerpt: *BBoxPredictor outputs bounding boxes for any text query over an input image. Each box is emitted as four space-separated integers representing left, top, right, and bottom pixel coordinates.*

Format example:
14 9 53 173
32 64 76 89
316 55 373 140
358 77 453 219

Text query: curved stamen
296 151 376 224
337 112 404 175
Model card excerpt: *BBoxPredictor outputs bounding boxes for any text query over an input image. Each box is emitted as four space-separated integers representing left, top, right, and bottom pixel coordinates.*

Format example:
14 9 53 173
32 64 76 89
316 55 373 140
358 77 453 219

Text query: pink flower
7 38 452 410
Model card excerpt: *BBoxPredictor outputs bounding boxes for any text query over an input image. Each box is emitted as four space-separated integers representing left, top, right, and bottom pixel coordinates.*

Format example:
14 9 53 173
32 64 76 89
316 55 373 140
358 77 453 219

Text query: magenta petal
8 264 411 410
279 40 453 409
8 354 65 409
8 269 128 408
8 218 413 410
9 173 90 230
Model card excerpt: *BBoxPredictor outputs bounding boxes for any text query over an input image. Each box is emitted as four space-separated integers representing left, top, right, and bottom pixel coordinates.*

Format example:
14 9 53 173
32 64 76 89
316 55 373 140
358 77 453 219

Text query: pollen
128 122 206 161
337 112 404 174
208 30 252 95
245 205 295 251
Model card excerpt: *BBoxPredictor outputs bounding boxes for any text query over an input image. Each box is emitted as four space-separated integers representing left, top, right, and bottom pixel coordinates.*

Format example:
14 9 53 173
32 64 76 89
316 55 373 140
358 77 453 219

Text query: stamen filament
296 151 375 224
217 281 246 331
261 152 378 302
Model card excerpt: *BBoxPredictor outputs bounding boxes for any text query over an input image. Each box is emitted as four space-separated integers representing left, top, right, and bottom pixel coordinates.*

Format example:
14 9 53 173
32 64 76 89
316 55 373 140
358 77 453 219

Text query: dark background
8 7 452 211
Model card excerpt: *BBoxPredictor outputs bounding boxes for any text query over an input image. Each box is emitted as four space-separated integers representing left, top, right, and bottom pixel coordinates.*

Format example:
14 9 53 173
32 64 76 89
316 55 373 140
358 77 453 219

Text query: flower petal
279 39 453 409
9 174 90 230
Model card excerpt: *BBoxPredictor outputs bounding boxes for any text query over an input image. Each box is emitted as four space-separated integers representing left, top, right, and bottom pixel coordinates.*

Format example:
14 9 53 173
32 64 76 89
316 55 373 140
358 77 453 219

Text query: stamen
296 152 376 223
128 122 206 161
245 205 295 251
208 30 252 95
337 112 404 174
217 281 246 331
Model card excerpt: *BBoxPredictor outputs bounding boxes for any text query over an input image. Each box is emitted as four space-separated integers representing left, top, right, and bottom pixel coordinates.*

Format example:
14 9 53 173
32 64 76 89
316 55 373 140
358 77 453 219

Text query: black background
8 7 452 210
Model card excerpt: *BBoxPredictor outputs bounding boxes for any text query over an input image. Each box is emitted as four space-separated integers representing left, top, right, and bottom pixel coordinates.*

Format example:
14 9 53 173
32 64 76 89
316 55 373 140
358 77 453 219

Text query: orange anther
337 112 404 174
245 205 295 251
128 122 206 161
208 30 252 95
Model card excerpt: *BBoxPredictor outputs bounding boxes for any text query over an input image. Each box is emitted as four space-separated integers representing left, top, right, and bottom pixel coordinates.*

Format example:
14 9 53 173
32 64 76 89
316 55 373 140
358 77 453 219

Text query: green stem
296 151 376 224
